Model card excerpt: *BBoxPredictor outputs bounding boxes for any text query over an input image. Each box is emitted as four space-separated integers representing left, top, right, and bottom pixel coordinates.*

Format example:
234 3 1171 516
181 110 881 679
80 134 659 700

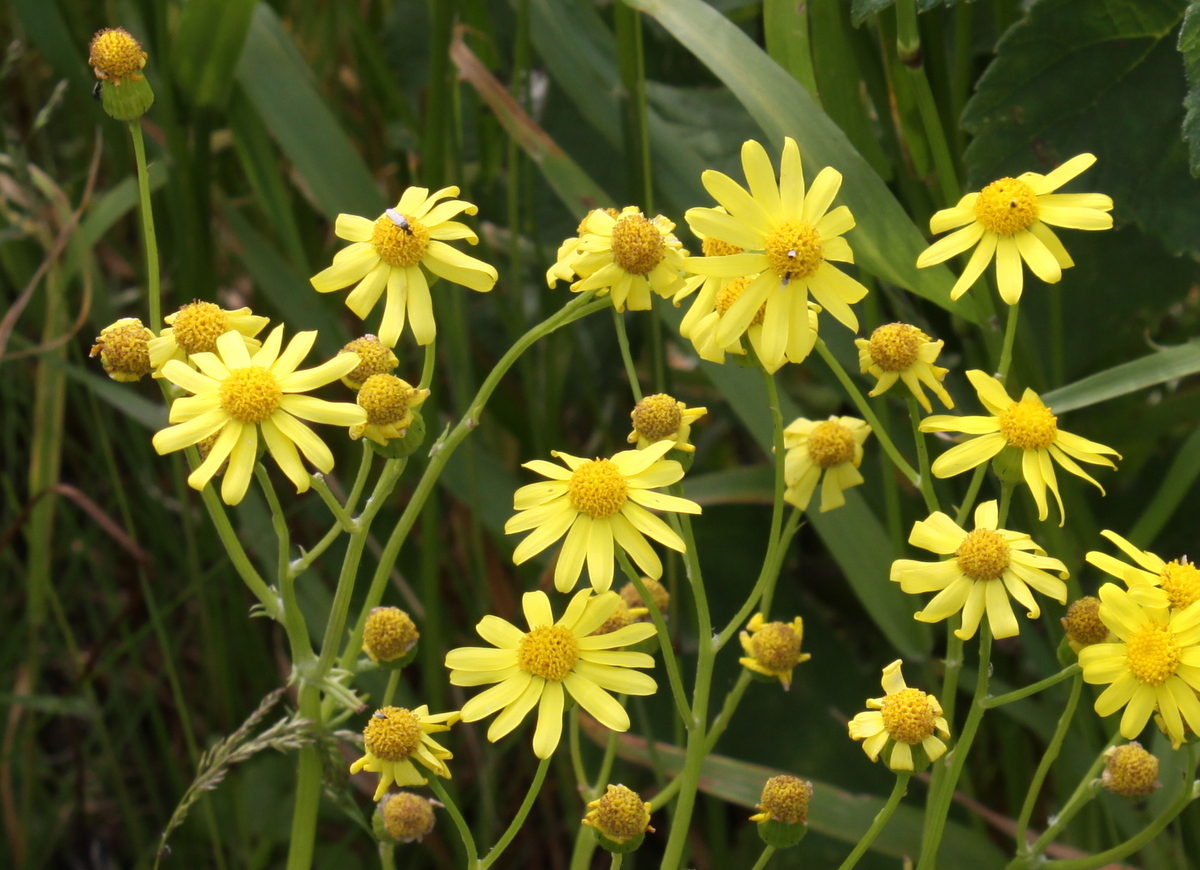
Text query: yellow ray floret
848 660 950 772
1086 530 1200 613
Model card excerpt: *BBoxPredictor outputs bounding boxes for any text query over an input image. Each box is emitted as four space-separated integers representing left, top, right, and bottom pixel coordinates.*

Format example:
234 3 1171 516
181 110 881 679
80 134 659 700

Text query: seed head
91 317 154 382
1102 743 1161 797
583 784 653 845
751 775 812 825
340 335 399 389
363 607 420 663
378 791 438 842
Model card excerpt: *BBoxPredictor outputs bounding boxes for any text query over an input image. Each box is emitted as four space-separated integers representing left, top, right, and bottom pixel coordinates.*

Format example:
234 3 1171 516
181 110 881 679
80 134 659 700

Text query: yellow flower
350 374 429 446
505 440 701 594
627 393 706 453
547 208 622 288
349 705 458 800
848 660 950 772
445 589 658 759
91 317 154 382
1101 743 1161 797
309 186 498 347
738 613 811 690
88 27 147 84
151 326 367 505
1086 530 1200 613
1079 583 1200 748
378 791 438 843
855 323 953 412
148 301 269 376
782 416 871 512
749 775 812 825
1061 596 1115 653
916 153 1113 304
683 138 867 372
566 207 687 311
891 500 1069 640
582 784 654 845
338 335 399 389
921 370 1119 524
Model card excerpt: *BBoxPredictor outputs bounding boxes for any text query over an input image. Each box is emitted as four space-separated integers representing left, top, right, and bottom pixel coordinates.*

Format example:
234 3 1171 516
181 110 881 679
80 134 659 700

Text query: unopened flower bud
620 577 670 617
1062 596 1110 652
88 27 154 119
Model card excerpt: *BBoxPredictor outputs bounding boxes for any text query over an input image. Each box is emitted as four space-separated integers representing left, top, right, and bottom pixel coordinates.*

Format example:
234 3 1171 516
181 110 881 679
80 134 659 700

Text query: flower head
350 375 429 446
1087 530 1199 613
338 335 399 389
362 607 420 663
750 775 812 825
563 207 687 310
547 208 622 288
620 577 670 617
151 326 367 505
1101 743 1162 797
1062 596 1113 653
310 187 498 347
891 500 1069 640
783 416 871 513
582 784 654 846
627 393 706 453
590 597 648 636
848 660 950 772
88 27 147 84
505 441 701 594
1079 583 1200 748
855 323 953 412
921 370 1119 524
738 613 811 690
445 590 658 759
91 317 154 382
916 154 1113 304
349 705 459 800
148 301 269 376
378 792 439 843
683 138 868 372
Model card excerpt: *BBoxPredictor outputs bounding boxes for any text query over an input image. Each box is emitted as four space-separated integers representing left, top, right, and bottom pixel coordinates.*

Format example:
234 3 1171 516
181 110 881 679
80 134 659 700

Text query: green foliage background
2 0 1200 867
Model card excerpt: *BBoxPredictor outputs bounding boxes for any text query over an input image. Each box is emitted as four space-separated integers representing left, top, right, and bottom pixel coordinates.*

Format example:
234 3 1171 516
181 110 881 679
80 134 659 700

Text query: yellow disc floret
701 236 743 258
372 214 430 267
610 214 666 276
91 317 154 382
805 420 857 469
955 529 1011 581
568 459 628 519
516 625 579 681
219 367 283 424
974 177 1038 236
363 607 420 662
748 621 802 672
1062 596 1108 648
1159 559 1200 610
752 775 812 825
88 27 147 83
171 301 230 356
879 688 939 745
632 394 684 443
363 707 423 762
1125 625 1181 686
764 220 823 280
340 335 399 390
1102 743 1162 797
379 791 437 843
583 784 653 844
866 323 925 372
358 375 415 426
997 397 1058 449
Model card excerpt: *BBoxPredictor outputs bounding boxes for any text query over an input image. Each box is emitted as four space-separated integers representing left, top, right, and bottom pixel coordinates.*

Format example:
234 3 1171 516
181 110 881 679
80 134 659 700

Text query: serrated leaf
1179 1 1200 174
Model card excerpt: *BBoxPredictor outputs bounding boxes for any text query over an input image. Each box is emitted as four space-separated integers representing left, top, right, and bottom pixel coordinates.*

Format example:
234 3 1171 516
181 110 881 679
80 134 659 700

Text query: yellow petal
609 512 663 579
949 232 997 300
563 673 629 731
930 433 1006 478
310 243 377 292
523 590 554 630
994 235 1023 305
554 515 591 593
260 416 309 492
220 423 258 505
586 518 615 594
405 266 436 346
531 681 565 758
802 166 842 224
486 676 543 740
271 411 334 472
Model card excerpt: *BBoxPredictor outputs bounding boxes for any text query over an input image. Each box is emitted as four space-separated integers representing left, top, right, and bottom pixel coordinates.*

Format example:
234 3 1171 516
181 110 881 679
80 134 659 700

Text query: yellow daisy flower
309 186 498 347
1079 583 1200 748
683 138 867 373
1086 530 1200 613
566 206 687 311
848 660 950 772
151 326 367 505
349 705 459 800
350 374 429 446
672 220 742 314
855 322 953 412
546 208 622 288
916 153 1113 305
782 416 871 513
738 613 811 690
890 500 1069 640
88 27 147 85
148 301 269 376
445 589 658 759
627 393 707 453
921 370 1119 524
505 440 701 594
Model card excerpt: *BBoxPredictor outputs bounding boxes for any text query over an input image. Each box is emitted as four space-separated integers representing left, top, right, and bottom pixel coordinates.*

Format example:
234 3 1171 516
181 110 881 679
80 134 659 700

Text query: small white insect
386 208 412 234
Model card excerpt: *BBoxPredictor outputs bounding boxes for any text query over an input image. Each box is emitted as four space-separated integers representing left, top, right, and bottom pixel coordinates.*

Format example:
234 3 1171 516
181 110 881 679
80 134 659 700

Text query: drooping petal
511 506 576 565
994 235 1024 305
531 681 565 758
586 518 615 593
949 232 997 300
609 512 663 579
930 434 1006 477
271 412 335 473
220 423 258 505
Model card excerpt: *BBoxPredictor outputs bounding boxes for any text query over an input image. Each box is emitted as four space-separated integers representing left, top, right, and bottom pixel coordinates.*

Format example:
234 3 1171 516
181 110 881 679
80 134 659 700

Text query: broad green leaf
962 0 1200 257
1042 340 1200 414
172 0 257 109
627 0 987 324
235 3 383 220
1180 1 1200 174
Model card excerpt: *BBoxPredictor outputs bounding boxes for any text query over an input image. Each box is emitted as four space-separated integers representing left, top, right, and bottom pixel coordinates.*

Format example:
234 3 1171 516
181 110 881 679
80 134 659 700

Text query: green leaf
1180 2 1200 174
962 0 1200 257
627 0 986 324
1041 340 1200 414
172 0 257 109
1128 423 1200 545
850 0 962 27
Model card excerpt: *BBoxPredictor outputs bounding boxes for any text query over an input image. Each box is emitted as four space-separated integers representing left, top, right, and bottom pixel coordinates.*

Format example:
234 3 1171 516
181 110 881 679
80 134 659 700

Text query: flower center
806 420 857 469
974 177 1038 236
758 775 812 825
867 323 925 372
997 398 1058 450
88 28 147 80
363 707 422 762
1159 560 1200 610
381 792 436 843
357 374 414 426
955 529 1010 581
1062 596 1108 647
764 220 823 280
632 393 683 442
714 277 765 325
340 335 398 389
171 301 229 356
568 459 628 519
610 214 665 276
516 625 579 681
219 366 283 424
363 606 420 662
589 785 650 843
750 622 802 671
92 318 152 380
1125 625 1181 686
880 688 938 745
372 213 431 267
701 236 743 258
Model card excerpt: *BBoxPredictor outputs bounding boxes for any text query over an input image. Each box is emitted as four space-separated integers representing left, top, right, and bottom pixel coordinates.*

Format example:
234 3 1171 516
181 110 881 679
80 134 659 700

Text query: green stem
478 756 552 869
129 120 161 331
612 306 643 402
816 339 920 486
615 0 652 212
593 729 620 799
907 397 940 513
619 553 691 723
255 465 312 664
954 465 988 526
997 480 1015 526
895 0 959 206
983 664 1080 709
1013 673 1082 852
427 775 479 869
310 474 356 532
569 706 590 791
419 338 437 391
838 774 911 870
381 670 401 707
997 301 1020 383
610 853 625 870
716 508 802 650
378 841 395 870
749 845 776 870
196 472 279 618
285 685 323 870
